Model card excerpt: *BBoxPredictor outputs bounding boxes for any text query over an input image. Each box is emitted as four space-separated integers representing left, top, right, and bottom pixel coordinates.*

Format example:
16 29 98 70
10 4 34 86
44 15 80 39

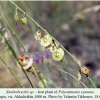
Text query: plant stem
58 69 88 88
0 14 27 53
87 76 96 88
0 30 34 88
32 63 48 88
9 0 96 88
46 77 59 88
1 13 47 88
0 80 8 88
9 1 48 88
0 56 24 88
9 0 81 67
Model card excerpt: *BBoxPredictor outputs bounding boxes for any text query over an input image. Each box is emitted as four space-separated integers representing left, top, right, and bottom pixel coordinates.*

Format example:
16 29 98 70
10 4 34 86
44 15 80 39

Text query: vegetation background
0 1 100 88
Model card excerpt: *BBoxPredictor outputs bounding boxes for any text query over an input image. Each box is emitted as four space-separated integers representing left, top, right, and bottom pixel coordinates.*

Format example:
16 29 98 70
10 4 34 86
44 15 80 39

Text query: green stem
87 76 96 88
0 80 7 88
5 0 48 88
0 30 34 88
9 0 81 67
0 56 24 88
32 63 48 88
9 0 96 88
0 14 46 88
44 76 59 88
58 69 88 88
0 14 27 52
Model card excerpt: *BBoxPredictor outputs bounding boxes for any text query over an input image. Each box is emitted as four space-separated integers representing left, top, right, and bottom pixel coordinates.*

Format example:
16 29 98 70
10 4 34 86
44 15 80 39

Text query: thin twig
75 4 100 17
87 77 96 88
58 69 88 88
9 0 96 88
0 13 47 88
0 56 24 88
0 15 27 53
0 30 34 88
0 80 8 88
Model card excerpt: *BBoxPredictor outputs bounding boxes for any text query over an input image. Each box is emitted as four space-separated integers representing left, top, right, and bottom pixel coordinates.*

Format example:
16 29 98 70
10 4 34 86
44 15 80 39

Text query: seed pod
52 48 64 61
40 34 52 47
77 73 82 84
21 13 27 25
79 66 90 76
35 29 41 40
14 8 19 25
46 42 57 52
46 40 59 52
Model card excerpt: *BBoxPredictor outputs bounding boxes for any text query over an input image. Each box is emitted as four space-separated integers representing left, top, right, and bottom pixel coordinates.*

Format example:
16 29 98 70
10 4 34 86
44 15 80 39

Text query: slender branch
87 77 96 88
45 77 59 88
9 0 96 88
0 56 24 88
9 0 81 67
0 10 47 88
75 5 100 18
32 63 48 88
0 80 8 88
0 15 27 53
58 69 88 88
0 30 34 88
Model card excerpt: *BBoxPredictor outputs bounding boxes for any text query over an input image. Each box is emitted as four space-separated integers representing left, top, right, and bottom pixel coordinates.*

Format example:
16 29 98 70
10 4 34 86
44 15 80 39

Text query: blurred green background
0 1 100 88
